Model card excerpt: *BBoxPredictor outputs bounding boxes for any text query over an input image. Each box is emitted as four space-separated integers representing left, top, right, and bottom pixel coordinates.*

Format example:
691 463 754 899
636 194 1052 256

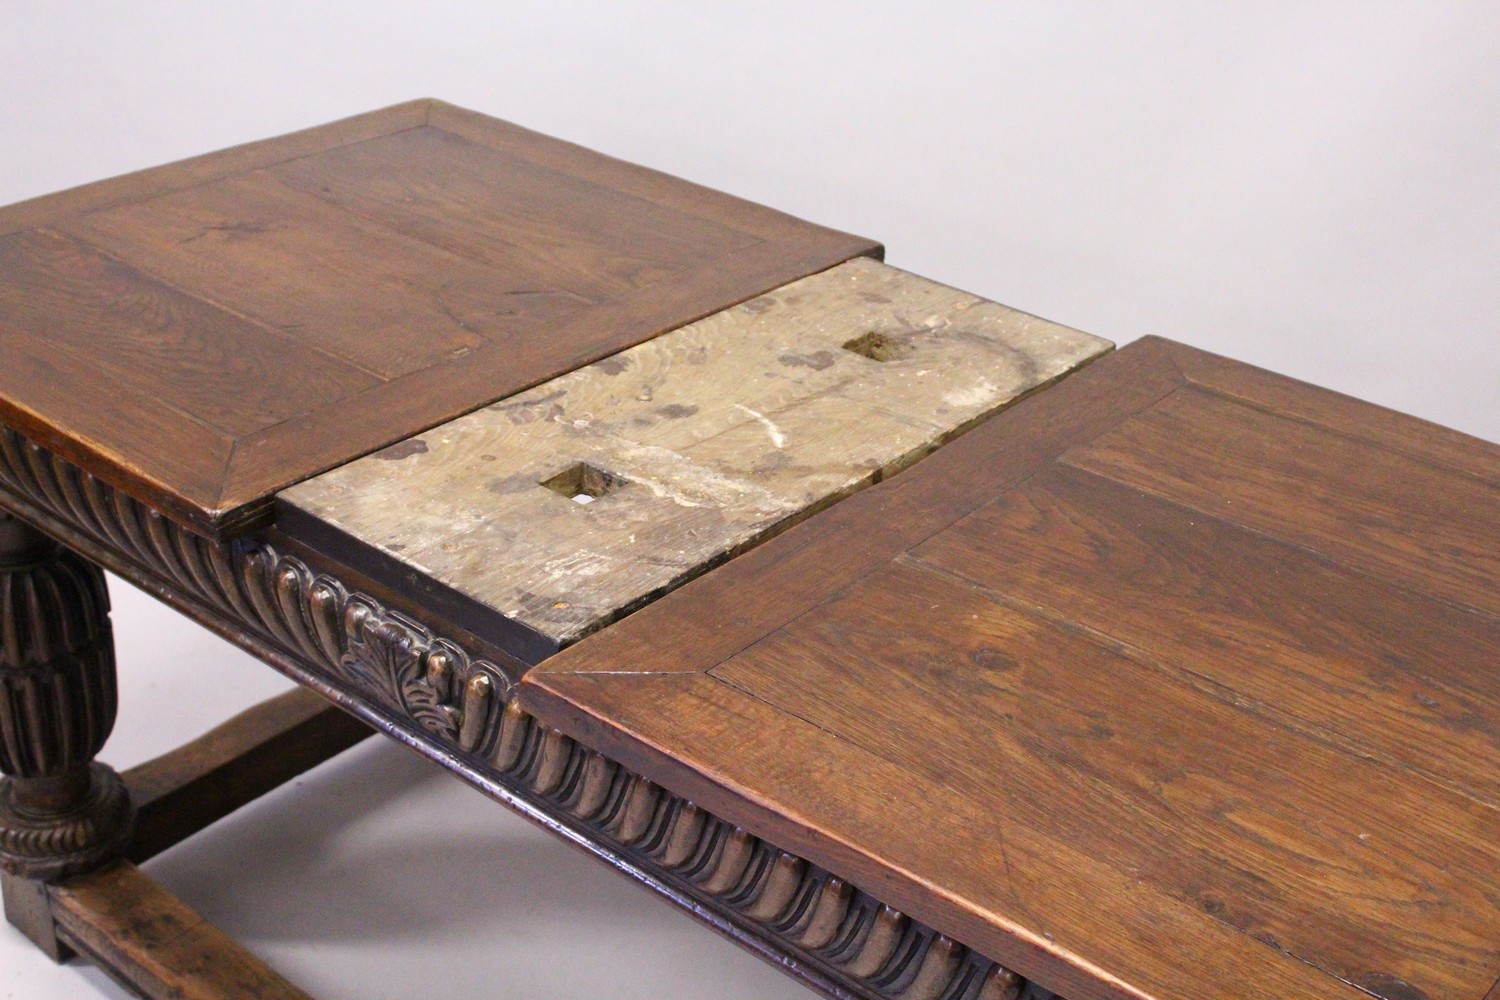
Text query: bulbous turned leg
0 511 133 955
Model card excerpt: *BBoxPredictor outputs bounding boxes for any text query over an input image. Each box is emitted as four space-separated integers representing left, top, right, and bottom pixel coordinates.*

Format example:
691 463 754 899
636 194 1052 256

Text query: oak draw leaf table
1 101 1497 1000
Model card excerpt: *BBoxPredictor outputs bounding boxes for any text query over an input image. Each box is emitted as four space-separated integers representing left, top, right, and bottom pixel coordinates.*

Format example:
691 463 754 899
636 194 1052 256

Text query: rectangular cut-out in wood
0 99 878 537
280 258 1110 655
521 337 1500 1000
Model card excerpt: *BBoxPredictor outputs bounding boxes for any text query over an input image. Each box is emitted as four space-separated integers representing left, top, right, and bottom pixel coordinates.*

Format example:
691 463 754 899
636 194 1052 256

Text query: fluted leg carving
0 511 132 889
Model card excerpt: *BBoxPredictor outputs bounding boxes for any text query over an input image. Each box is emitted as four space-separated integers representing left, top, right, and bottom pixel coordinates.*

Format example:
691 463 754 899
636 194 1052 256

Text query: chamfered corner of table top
0 99 880 539
519 334 1500 1000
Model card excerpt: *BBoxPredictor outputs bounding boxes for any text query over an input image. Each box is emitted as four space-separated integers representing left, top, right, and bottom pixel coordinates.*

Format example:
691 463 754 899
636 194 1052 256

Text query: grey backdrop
2 4 1497 998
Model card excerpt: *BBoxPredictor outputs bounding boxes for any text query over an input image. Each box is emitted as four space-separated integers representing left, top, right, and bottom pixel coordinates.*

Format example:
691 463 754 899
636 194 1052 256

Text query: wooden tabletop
521 336 1500 1000
0 99 877 537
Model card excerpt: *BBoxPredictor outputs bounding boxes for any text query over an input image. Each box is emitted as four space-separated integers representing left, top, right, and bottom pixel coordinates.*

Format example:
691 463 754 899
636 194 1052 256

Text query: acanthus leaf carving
341 608 459 744
241 541 513 757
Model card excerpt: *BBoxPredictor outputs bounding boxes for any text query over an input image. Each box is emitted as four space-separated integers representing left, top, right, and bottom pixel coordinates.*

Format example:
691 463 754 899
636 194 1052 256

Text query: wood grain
715 557 1500 998
526 672 1377 1000
427 99 837 244
0 227 378 434
1063 385 1500 618
51 862 312 1000
0 316 235 516
64 172 492 377
0 99 878 536
0 99 432 239
523 337 1500 1000
270 124 761 302
915 462 1500 809
1171 343 1500 486
280 258 1109 651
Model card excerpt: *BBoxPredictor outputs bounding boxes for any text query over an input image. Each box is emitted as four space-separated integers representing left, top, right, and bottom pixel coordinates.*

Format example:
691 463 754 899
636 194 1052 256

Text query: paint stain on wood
373 438 429 461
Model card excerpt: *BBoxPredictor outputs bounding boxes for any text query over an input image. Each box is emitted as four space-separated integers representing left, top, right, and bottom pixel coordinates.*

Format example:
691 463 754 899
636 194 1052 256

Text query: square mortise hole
539 462 627 505
842 331 915 362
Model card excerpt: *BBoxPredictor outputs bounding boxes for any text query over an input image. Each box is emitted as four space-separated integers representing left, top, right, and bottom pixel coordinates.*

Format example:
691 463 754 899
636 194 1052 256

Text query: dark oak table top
0 100 877 538
523 336 1500 1000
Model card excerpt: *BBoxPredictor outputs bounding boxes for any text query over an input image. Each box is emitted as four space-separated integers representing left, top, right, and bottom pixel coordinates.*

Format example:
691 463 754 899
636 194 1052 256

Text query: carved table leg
0 511 133 959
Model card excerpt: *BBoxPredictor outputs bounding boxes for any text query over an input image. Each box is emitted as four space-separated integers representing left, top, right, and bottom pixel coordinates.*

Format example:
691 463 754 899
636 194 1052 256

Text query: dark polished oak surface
523 337 1500 1000
0 99 878 538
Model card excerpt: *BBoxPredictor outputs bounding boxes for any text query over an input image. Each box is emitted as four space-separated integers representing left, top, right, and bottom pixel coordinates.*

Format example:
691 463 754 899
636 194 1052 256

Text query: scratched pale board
280 258 1110 646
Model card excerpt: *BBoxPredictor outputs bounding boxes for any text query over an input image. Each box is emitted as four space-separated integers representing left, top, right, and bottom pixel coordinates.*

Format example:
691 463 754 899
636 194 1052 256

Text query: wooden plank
271 125 762 303
125 688 373 863
0 227 379 437
62 170 562 379
913 462 1500 808
1062 384 1500 619
428 99 846 244
281 258 1109 649
0 99 432 238
51 862 314 1000
0 319 235 523
1170 340 1500 487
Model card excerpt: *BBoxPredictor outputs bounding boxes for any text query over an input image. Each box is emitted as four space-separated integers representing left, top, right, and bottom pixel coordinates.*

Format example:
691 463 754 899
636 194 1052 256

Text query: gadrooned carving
0 763 132 882
0 426 1054 1000
0 427 513 760
515 726 1037 1000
